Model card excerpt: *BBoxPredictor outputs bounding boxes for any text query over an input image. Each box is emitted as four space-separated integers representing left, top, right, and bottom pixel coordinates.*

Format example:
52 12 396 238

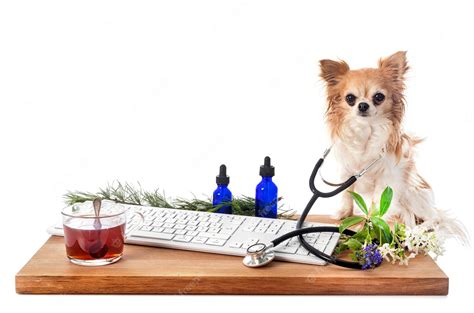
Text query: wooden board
16 215 448 295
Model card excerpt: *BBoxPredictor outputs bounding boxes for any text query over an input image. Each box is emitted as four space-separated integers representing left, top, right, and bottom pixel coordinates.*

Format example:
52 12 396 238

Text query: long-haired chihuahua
320 51 466 241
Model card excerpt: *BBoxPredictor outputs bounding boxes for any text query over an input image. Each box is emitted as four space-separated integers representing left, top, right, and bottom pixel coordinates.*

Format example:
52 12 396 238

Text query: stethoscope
243 147 385 269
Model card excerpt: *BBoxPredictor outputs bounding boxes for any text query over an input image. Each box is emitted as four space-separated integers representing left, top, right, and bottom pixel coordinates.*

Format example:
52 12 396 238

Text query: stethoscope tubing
269 155 363 269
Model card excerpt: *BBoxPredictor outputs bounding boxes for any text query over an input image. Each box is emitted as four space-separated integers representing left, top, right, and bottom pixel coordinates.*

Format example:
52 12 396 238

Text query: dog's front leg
332 184 354 220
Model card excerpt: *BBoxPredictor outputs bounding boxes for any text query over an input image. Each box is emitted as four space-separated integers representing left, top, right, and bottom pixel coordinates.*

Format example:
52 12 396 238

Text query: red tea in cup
62 201 143 266
64 223 125 262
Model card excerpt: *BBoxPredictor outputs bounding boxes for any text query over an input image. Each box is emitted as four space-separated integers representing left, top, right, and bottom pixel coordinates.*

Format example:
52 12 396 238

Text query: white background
1 0 473 311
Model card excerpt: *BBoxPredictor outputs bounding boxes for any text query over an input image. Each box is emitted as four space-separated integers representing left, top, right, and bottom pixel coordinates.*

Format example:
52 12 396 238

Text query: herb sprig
64 181 295 218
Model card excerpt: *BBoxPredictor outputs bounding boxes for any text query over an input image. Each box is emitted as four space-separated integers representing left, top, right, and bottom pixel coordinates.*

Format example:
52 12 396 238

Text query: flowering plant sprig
334 186 444 269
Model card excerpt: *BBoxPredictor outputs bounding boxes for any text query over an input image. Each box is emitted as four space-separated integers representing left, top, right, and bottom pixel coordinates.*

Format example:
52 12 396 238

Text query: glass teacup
62 201 143 266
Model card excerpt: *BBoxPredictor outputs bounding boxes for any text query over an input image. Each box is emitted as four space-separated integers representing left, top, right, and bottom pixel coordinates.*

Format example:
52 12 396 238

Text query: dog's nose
358 102 369 112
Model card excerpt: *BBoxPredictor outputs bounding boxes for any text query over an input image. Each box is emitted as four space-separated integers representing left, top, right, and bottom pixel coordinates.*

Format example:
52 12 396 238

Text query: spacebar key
197 232 230 240
132 230 175 240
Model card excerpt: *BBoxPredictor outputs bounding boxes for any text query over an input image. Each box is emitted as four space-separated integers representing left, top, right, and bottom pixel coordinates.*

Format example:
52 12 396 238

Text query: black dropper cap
216 164 230 185
259 156 275 177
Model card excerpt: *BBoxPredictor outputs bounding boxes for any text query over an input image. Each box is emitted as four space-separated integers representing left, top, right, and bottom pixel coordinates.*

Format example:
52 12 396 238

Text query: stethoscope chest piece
243 243 275 268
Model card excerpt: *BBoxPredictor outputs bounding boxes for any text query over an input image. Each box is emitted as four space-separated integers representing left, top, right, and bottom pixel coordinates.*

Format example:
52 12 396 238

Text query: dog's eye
373 93 385 105
345 94 356 106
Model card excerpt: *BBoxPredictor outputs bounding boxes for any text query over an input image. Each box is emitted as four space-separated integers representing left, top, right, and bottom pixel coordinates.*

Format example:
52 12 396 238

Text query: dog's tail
422 208 469 245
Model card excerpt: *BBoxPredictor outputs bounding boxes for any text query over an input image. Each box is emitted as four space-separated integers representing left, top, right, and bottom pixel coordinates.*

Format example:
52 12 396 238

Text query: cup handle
124 209 145 239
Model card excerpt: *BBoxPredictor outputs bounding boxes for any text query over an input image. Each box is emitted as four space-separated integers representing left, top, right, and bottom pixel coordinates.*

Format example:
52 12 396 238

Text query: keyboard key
191 236 208 244
303 235 317 244
228 241 242 248
266 228 279 235
219 228 237 235
314 243 327 252
255 226 268 233
288 238 300 247
242 225 256 232
163 228 175 234
206 238 227 246
296 247 310 255
242 238 259 249
319 232 333 240
185 215 194 220
133 230 175 240
324 236 339 255
175 229 187 235
275 245 298 254
140 226 153 231
197 232 230 240
174 235 193 242
317 236 330 245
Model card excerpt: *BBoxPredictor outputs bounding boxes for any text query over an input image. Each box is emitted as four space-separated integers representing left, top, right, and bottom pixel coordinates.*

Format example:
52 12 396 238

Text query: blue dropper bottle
212 164 233 214
255 156 278 218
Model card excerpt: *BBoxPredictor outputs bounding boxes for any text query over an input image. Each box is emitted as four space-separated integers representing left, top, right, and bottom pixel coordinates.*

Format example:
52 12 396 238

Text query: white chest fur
333 117 392 170
332 117 394 198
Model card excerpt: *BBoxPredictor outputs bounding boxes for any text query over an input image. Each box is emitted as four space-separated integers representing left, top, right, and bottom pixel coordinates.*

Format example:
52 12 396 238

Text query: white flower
403 225 445 260
376 225 444 266
378 243 395 263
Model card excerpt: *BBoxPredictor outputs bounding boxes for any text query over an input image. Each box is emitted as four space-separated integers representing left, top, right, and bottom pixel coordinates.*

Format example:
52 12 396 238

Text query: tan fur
321 52 408 162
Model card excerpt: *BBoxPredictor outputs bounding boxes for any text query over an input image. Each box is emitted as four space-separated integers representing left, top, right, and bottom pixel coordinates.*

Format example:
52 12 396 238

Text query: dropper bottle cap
259 156 275 177
216 164 230 185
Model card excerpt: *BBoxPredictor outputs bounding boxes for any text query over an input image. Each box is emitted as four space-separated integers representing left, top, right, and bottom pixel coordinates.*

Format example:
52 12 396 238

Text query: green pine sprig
63 181 294 219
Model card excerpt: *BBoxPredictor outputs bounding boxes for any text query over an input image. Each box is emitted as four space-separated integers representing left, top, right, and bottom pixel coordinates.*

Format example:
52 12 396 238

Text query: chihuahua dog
320 51 466 241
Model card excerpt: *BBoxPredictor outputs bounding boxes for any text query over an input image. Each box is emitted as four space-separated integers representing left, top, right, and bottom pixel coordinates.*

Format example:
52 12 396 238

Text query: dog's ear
378 51 409 85
319 59 349 87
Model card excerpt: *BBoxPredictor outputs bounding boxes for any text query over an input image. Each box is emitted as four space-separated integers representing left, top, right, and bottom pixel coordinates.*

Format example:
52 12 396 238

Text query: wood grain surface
15 215 448 295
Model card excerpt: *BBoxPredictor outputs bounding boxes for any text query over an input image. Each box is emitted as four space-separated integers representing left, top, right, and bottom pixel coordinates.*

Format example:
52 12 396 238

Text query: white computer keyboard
49 203 340 265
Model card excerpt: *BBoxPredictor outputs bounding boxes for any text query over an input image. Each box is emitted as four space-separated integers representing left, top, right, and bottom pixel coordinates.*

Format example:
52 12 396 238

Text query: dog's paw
331 208 353 220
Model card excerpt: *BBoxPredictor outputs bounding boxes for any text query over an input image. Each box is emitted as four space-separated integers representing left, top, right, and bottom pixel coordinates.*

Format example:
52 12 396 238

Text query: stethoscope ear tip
243 243 275 268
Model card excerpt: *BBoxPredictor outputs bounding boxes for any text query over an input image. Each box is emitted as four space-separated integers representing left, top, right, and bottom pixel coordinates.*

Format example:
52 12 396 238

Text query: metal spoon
92 198 102 230
89 198 108 258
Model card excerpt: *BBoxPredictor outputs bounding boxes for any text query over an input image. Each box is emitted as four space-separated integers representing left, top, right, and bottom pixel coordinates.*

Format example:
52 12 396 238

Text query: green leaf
334 242 349 255
379 186 393 217
371 216 393 244
339 216 365 233
348 191 368 215
394 222 399 234
345 238 363 251
370 202 380 217
352 223 370 241
348 253 359 262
